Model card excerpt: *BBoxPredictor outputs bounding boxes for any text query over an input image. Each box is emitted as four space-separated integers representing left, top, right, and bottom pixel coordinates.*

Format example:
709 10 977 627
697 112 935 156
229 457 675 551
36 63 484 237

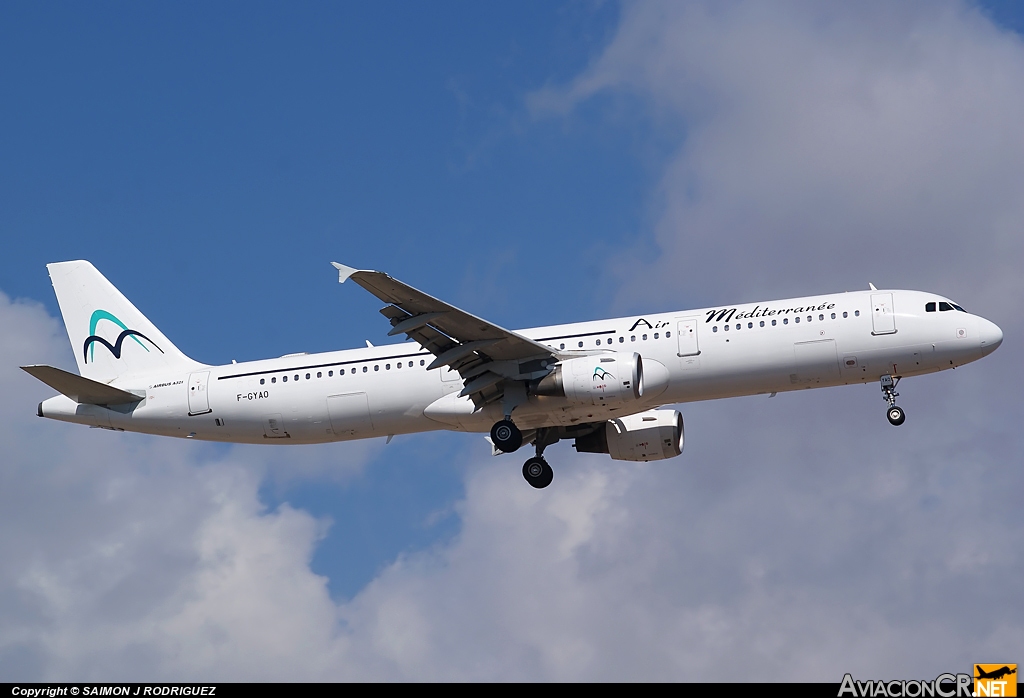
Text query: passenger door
871 293 897 335
187 371 211 415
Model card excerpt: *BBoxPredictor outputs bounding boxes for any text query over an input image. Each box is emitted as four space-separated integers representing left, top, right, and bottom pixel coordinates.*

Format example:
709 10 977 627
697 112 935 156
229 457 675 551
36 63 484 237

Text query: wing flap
21 365 142 405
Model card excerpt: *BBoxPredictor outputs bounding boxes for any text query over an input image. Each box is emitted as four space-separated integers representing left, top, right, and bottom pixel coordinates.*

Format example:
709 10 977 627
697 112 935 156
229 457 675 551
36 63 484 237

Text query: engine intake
575 409 684 462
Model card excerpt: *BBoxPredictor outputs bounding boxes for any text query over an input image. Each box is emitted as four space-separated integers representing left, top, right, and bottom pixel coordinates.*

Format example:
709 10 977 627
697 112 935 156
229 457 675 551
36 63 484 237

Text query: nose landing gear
880 374 906 426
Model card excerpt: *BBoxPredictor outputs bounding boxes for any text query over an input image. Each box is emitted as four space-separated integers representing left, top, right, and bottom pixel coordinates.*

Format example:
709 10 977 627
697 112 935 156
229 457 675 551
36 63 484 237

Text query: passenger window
306 373 311 380
329 370 334 377
578 341 583 348
795 317 800 323
272 377 277 383
294 375 299 381
783 318 789 325
724 325 729 332
772 320 776 326
819 314 824 321
420 360 425 366
596 340 601 346
631 336 636 342
666 332 671 338
831 313 836 319
607 338 613 345
374 365 379 371
260 378 265 385
619 336 624 343
855 310 860 317
759 321 764 327
363 366 368 373
939 302 953 311
560 343 565 350
713 326 718 333
283 376 288 382
654 333 659 339
408 361 413 367
843 312 848 318
747 322 752 329
386 364 390 370
317 372 321 378
642 334 648 340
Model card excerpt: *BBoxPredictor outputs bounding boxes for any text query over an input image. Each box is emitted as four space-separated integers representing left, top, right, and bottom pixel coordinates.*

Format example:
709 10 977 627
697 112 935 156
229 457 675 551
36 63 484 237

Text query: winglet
331 262 361 284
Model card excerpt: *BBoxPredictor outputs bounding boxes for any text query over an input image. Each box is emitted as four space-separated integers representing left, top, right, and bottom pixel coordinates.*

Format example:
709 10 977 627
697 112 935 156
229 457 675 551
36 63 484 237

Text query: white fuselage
40 289 1003 444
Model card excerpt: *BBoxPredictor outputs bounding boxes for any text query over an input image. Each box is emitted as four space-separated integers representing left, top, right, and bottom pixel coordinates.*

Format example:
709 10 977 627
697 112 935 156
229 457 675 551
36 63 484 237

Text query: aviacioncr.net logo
839 673 975 698
83 309 163 362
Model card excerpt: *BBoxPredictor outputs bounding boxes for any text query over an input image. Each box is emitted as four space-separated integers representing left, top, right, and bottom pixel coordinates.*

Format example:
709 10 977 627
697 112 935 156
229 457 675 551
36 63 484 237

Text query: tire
886 405 906 426
523 457 553 489
490 419 522 453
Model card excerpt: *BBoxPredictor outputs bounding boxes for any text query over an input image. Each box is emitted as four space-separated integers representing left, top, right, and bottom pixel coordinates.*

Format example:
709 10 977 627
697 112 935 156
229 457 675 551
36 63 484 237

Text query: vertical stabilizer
47 260 198 383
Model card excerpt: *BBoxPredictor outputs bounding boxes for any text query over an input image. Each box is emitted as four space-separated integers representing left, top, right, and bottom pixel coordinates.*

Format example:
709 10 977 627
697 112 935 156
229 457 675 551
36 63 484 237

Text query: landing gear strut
880 374 906 426
490 419 523 453
522 427 557 489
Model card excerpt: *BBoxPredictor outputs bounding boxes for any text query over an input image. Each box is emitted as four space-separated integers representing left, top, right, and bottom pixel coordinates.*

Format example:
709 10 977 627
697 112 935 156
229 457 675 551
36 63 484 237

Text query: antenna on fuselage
868 282 877 291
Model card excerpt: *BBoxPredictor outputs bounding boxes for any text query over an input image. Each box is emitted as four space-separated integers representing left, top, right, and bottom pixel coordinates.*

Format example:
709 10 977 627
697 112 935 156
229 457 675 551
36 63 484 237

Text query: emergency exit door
676 318 700 356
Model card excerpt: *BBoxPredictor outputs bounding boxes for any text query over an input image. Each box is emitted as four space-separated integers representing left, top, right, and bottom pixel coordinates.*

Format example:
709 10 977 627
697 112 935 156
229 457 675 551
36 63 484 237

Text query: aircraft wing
21 365 142 405
332 263 557 405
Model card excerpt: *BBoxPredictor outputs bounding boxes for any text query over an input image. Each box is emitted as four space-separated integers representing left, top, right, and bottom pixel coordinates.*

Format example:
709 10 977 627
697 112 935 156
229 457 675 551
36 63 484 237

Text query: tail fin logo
83 309 163 362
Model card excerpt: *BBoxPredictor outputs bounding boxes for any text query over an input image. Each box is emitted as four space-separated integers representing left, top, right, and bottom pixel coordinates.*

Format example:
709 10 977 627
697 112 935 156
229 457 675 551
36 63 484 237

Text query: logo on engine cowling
593 367 613 381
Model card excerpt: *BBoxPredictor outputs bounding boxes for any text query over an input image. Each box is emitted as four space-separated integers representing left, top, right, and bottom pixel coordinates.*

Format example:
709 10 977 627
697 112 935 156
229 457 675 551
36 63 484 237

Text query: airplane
975 666 1016 681
22 260 1003 489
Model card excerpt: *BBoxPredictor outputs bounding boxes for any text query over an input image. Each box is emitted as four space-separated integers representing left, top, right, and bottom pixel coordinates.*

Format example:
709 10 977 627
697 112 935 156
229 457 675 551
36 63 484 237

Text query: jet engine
532 352 669 406
574 409 684 462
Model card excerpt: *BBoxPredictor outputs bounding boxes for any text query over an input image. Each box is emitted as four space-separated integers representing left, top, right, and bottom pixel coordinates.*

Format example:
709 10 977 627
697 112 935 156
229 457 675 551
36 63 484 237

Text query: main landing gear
492 420 557 489
523 457 553 489
490 419 523 453
880 374 906 426
521 427 558 489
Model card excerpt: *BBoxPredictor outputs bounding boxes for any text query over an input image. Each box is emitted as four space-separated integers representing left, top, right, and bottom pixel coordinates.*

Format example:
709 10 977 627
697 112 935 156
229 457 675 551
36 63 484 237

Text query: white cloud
0 292 362 680
533 1 1024 319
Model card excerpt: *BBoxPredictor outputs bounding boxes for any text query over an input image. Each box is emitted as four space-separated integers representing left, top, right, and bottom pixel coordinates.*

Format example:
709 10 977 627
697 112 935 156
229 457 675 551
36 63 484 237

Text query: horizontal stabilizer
21 365 142 405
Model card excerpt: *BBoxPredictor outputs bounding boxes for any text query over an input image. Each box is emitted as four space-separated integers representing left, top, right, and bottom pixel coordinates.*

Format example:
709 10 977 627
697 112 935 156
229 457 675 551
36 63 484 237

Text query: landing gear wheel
523 457 553 489
886 405 906 426
491 419 522 453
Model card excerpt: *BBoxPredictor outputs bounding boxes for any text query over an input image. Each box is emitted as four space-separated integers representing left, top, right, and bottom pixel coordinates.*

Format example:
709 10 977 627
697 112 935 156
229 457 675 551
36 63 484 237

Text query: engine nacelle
534 352 669 407
574 409 684 462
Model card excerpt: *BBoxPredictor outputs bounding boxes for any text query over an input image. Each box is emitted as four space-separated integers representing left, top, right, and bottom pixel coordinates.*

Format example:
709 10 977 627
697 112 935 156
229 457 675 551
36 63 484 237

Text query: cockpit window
939 301 954 311
925 302 936 312
952 303 966 312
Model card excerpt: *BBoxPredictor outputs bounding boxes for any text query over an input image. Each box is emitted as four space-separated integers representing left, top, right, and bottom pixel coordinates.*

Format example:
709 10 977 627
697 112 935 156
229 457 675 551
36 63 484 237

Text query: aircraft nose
979 318 1003 354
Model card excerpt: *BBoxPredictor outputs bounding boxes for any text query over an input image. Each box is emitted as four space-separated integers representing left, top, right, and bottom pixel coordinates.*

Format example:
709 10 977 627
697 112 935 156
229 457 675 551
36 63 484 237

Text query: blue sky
0 1 648 600
2 1 1023 680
